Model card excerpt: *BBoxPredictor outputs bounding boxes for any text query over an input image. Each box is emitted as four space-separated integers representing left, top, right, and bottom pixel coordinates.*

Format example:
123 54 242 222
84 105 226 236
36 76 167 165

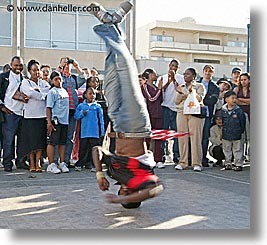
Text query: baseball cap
224 90 236 100
216 78 232 88
203 64 215 72
231 67 242 74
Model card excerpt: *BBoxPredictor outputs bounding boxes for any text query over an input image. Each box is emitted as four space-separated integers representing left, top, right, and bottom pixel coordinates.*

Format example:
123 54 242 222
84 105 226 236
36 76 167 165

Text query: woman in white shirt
20 59 50 172
174 68 206 172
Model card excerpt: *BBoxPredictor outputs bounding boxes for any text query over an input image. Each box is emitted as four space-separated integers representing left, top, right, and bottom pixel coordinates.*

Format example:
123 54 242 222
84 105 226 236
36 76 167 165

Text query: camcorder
66 57 74 64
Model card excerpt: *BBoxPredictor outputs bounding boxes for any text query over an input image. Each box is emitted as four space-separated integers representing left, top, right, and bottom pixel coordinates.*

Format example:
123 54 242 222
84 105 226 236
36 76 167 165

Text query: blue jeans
93 24 151 133
162 106 179 162
1 113 22 168
202 117 212 163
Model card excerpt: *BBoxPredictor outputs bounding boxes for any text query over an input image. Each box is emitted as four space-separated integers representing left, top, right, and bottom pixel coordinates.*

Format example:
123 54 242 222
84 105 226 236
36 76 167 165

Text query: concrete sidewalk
0 163 250 229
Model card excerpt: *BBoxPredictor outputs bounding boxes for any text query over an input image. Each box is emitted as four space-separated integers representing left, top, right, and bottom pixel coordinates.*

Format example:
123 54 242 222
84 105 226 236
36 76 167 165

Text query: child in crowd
86 77 106 111
208 113 224 166
215 78 232 112
86 76 99 90
221 90 246 171
46 71 70 174
74 87 104 171
86 76 109 131
87 76 111 145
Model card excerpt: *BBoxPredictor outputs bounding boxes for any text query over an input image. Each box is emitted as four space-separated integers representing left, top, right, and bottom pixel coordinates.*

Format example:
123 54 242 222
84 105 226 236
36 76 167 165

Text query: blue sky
136 0 250 28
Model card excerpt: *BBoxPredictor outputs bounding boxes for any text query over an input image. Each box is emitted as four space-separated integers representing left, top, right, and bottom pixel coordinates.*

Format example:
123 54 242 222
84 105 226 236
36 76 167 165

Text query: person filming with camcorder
53 56 87 169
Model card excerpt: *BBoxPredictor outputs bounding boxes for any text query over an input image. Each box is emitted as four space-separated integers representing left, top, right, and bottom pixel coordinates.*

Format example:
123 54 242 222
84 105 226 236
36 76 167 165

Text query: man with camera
56 57 87 167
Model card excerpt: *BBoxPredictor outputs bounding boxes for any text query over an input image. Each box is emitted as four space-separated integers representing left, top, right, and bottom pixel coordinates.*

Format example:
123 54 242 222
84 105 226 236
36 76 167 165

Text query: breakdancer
90 1 164 208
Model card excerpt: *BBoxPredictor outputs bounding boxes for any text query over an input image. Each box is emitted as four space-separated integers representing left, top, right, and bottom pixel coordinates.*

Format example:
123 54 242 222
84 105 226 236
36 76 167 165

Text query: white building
136 18 248 78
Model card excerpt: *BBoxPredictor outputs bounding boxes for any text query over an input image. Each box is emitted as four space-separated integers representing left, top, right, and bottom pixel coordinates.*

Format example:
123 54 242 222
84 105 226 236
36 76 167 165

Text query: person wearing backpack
56 57 87 166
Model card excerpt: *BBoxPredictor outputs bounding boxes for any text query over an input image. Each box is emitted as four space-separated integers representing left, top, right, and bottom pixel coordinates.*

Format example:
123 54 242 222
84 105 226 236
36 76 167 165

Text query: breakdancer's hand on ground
105 193 123 204
97 177 110 191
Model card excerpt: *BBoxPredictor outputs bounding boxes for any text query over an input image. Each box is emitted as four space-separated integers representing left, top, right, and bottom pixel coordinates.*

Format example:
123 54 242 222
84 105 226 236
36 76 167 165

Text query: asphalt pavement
0 161 250 230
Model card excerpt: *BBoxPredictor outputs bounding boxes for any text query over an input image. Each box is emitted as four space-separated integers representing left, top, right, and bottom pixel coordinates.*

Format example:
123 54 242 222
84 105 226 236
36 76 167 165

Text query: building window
25 2 51 48
78 13 106 51
0 0 12 46
199 38 220 46
194 59 220 64
227 41 246 48
24 1 126 51
151 56 173 62
230 61 245 66
51 12 76 49
151 35 173 42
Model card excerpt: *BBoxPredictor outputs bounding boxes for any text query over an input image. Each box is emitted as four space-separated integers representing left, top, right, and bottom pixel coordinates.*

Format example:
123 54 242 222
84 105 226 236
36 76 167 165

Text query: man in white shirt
0 56 29 172
159 59 184 166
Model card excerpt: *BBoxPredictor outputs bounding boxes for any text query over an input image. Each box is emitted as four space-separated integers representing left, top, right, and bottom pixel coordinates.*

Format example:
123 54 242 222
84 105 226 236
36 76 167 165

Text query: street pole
16 0 21 57
247 23 250 73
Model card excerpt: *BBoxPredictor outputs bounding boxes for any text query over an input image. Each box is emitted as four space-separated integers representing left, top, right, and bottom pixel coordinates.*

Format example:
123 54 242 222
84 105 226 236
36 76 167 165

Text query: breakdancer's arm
92 146 110 191
105 184 164 204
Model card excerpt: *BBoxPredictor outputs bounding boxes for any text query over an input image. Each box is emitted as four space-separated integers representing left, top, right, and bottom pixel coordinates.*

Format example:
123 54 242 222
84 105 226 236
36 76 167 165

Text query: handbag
183 87 208 118
183 89 201 115
192 105 209 118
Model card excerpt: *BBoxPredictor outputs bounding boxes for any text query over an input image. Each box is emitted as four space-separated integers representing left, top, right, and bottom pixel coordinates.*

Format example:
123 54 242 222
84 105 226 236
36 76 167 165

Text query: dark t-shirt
141 83 163 119
236 86 250 122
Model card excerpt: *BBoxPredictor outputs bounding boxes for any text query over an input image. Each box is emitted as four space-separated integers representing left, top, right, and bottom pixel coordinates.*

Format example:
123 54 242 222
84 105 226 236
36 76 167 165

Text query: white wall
136 59 246 79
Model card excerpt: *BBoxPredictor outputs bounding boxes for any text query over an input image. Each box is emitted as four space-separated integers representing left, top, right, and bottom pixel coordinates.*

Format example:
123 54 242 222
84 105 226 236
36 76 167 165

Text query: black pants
212 145 225 162
76 138 100 167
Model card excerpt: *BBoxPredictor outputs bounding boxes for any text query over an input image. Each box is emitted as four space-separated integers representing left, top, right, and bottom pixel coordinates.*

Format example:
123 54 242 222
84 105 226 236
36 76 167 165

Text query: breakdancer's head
118 186 141 209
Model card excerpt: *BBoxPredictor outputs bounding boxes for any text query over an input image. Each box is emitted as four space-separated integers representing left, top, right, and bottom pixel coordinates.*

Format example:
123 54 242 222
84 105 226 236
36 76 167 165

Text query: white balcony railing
150 41 247 54
136 59 246 79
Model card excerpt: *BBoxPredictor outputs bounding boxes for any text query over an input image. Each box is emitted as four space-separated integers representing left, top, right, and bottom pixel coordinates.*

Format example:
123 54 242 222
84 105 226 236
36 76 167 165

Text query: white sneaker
59 162 70 173
112 1 133 23
175 164 183 170
90 2 113 23
193 166 202 172
156 162 165 169
47 163 61 174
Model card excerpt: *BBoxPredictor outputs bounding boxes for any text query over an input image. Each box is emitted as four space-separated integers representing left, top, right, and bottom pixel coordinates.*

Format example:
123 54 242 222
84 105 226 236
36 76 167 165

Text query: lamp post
247 23 250 73
16 0 21 57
